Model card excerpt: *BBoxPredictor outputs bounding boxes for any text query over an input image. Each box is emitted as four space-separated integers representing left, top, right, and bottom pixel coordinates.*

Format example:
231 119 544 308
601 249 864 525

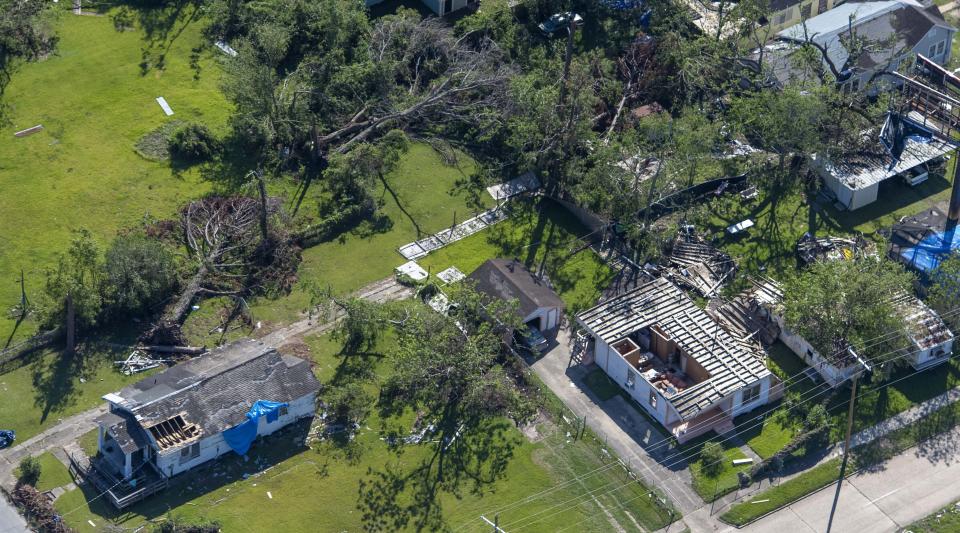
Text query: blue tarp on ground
899 228 960 273
222 400 289 455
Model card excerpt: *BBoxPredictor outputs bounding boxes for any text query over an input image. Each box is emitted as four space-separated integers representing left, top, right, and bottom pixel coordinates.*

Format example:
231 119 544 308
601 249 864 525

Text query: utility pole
826 346 871 533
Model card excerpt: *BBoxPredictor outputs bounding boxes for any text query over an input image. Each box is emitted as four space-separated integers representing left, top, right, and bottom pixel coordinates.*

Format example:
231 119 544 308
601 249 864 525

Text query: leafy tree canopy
782 259 915 368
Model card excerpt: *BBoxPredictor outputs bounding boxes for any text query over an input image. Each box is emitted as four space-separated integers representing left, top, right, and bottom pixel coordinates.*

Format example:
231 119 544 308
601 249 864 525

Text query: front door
443 0 452 15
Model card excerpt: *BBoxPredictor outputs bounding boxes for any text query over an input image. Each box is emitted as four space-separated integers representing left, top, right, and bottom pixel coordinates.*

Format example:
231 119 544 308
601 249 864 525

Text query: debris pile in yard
666 230 736 297
12 484 72 533
115 350 168 375
795 233 873 266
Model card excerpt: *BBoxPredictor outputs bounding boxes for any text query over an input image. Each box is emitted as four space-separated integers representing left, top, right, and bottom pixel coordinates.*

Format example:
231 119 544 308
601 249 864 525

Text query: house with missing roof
812 132 951 210
753 0 955 91
576 278 777 443
751 278 954 387
468 258 566 332
76 339 320 508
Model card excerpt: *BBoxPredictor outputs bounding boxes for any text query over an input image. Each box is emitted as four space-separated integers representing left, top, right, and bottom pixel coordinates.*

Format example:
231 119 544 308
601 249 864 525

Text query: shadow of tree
30 345 123 424
357 418 518 532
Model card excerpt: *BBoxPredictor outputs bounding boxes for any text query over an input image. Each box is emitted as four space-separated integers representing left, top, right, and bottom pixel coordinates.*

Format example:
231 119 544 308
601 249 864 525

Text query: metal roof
815 134 952 191
577 278 770 420
892 291 955 350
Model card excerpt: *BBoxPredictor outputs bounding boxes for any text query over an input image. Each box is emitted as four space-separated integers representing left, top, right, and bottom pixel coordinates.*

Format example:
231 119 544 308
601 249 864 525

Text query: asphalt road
0 491 29 533
719 424 960 533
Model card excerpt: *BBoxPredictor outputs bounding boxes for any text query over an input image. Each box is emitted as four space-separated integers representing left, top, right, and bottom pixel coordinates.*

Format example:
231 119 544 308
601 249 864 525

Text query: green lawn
418 197 614 315
0 344 156 443
737 344 820 459
688 446 752 502
0 9 232 345
78 429 100 457
237 143 494 332
26 451 73 492
705 170 956 279
57 330 673 533
720 457 842 526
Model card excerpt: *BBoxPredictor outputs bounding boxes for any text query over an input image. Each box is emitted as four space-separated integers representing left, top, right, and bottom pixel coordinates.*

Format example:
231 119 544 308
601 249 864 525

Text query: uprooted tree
145 195 300 343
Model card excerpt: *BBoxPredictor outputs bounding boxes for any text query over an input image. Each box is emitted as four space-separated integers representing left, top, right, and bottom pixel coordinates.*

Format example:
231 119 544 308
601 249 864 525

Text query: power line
503 350 960 533
463 307 960 532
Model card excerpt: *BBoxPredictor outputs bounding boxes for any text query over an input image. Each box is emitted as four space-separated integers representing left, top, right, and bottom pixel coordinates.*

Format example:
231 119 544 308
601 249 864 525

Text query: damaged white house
73 339 320 508
576 278 779 443
752 278 954 386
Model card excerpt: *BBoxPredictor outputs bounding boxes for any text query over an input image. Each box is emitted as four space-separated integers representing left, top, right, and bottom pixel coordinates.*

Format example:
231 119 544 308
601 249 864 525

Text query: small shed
467 259 565 331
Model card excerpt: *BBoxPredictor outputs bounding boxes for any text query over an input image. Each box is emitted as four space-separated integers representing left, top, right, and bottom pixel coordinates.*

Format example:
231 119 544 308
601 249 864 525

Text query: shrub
699 441 725 477
169 123 221 163
104 234 178 316
17 456 41 487
324 382 373 426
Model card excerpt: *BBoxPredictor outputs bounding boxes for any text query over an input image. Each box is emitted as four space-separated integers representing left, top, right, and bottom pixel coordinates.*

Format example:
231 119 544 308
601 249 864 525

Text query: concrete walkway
845 383 960 450
528 327 705 513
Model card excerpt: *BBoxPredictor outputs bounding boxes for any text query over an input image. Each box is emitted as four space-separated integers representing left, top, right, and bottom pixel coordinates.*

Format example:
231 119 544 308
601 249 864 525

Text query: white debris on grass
267 491 273 499
436 266 465 284
13 125 43 138
215 40 238 57
87 520 96 527
395 260 428 281
156 96 174 116
486 171 540 201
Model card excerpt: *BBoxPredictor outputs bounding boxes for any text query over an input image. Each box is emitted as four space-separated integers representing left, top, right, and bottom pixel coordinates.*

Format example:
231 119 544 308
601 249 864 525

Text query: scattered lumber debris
115 350 168 375
13 125 43 137
706 295 780 346
666 230 736 297
795 233 873 266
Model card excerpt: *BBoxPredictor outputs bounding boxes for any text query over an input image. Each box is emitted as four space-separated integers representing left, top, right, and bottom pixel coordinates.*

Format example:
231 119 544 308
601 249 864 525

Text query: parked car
0 430 15 449
514 325 549 354
538 12 583 37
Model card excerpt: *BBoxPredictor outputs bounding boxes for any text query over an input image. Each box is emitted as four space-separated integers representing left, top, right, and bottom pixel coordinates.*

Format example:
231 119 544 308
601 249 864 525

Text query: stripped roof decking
577 278 770 420
892 291 954 350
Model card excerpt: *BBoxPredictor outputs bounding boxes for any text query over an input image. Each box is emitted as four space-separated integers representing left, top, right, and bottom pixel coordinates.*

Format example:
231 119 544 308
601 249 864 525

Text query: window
742 384 762 405
649 390 658 409
776 11 787 26
626 371 636 389
818 0 828 14
937 40 946 56
178 442 200 465
800 3 811 19
930 43 939 58
279 405 289 417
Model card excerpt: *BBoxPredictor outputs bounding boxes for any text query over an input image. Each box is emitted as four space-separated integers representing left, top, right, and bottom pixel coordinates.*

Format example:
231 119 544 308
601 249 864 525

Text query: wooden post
65 292 75 356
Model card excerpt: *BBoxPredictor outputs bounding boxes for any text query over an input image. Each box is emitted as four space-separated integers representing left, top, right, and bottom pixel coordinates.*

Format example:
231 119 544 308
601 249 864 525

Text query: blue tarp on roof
899 228 960 273
222 400 289 455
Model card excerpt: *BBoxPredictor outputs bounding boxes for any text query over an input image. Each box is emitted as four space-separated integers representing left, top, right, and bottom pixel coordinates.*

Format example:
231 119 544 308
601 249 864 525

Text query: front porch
667 406 734 445
68 451 168 509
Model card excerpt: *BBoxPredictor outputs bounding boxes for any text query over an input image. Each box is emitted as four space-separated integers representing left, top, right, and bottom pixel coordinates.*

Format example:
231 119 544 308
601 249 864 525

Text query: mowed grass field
57 331 674 533
0 9 230 344
241 143 495 330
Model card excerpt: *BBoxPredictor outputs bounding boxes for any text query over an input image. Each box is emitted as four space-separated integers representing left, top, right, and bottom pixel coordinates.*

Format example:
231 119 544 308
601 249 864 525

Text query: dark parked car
514 325 549 354
0 430 15 449
538 12 583 37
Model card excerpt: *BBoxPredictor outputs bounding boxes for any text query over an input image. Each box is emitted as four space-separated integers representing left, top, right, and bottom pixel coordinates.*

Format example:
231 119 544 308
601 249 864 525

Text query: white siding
156 392 317 478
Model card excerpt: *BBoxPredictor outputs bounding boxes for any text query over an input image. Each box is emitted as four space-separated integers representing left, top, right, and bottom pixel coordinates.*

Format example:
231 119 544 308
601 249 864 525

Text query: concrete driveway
528 326 704 513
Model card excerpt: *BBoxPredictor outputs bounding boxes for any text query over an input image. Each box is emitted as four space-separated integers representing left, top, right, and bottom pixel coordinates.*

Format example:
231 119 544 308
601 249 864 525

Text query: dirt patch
521 412 549 443
280 340 312 361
